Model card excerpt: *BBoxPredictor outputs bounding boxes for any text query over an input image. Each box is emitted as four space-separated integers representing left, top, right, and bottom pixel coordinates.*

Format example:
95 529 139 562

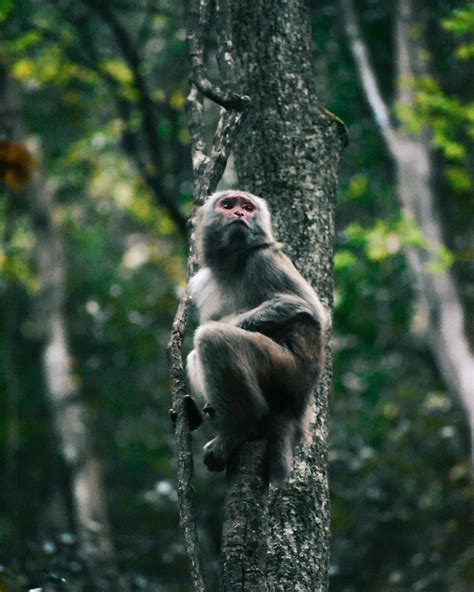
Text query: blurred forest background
0 0 472 591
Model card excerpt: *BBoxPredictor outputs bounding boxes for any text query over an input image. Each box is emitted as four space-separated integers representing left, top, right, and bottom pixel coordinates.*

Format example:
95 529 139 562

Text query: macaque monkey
186 190 328 483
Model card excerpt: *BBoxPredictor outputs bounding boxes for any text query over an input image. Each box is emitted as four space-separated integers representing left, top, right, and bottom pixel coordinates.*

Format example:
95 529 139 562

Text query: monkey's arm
233 294 322 332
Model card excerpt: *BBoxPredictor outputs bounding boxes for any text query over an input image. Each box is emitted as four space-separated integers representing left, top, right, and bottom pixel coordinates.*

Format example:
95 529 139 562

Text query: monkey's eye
243 204 255 212
221 200 233 209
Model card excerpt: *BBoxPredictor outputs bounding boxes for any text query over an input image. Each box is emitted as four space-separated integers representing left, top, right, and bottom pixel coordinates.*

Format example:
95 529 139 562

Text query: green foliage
340 214 454 271
396 4 474 198
443 2 474 59
0 0 12 21
331 208 471 591
0 201 36 291
315 2 473 590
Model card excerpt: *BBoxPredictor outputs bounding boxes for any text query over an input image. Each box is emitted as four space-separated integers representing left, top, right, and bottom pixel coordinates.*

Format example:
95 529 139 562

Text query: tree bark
217 1 346 589
342 0 474 460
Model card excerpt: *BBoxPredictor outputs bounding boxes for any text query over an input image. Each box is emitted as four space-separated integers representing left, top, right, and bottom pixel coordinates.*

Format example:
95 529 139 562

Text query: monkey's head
197 190 275 268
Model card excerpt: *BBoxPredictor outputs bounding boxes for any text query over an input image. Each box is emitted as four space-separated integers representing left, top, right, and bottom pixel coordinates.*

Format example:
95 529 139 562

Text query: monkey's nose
235 211 244 217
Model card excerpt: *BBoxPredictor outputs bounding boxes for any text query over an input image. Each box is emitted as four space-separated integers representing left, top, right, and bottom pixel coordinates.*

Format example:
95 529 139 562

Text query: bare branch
166 1 252 587
200 107 247 200
187 0 250 110
186 84 209 198
78 0 188 233
340 0 399 156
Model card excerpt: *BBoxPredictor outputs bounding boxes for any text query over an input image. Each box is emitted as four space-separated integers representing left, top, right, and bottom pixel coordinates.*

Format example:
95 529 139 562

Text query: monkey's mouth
230 218 249 227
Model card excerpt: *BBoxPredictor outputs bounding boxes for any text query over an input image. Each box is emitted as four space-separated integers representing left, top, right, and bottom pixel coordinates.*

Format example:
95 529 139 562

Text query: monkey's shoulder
188 268 211 298
189 267 236 321
250 249 327 318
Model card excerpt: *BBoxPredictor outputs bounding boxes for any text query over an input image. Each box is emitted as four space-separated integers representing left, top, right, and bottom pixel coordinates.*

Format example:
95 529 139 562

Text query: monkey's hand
169 395 203 431
236 294 318 332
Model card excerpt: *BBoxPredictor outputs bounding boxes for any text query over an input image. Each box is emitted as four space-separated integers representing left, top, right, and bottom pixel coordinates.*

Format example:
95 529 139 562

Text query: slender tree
29 175 122 591
169 0 346 589
342 0 474 461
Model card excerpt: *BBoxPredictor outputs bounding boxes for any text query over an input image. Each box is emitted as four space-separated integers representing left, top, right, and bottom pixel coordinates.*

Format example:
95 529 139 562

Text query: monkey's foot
203 437 228 472
169 395 203 431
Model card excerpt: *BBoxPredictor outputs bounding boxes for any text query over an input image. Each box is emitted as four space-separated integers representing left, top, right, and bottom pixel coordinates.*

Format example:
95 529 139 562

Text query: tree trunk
29 176 121 590
342 0 474 463
218 1 346 589
393 0 474 458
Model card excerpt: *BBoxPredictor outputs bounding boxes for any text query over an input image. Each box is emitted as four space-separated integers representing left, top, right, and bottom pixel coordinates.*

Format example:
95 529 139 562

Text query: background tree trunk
394 0 474 459
29 175 122 590
342 0 474 460
0 65 122 590
217 1 346 589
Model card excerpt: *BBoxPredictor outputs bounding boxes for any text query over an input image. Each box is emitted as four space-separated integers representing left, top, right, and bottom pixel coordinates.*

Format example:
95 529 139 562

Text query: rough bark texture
220 441 269 592
217 1 346 589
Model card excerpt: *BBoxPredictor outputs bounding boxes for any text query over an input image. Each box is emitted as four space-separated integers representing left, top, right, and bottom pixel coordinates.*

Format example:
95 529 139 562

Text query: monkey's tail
265 415 298 485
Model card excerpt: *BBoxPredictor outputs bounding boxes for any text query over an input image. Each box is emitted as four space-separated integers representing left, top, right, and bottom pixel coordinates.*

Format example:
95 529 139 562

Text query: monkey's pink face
215 194 258 227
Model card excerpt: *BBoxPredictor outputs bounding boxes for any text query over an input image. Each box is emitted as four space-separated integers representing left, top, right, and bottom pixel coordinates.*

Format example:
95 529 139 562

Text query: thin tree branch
201 108 246 199
78 0 188 233
340 0 399 156
58 19 149 176
186 84 209 200
187 0 250 110
166 101 247 592
167 1 250 588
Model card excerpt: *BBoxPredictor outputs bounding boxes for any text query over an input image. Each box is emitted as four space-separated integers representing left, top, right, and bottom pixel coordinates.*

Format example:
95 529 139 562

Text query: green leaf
445 166 472 192
334 250 357 270
0 0 12 22
101 59 133 85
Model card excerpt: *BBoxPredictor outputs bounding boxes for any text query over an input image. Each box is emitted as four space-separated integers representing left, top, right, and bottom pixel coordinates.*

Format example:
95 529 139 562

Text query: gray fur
187 191 327 483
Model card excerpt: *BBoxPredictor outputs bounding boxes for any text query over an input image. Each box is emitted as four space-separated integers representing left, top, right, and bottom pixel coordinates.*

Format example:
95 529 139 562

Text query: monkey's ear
169 395 203 431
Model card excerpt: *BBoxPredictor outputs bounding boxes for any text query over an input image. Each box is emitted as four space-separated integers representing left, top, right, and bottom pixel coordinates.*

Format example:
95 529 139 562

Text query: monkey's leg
194 322 296 471
186 349 207 403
